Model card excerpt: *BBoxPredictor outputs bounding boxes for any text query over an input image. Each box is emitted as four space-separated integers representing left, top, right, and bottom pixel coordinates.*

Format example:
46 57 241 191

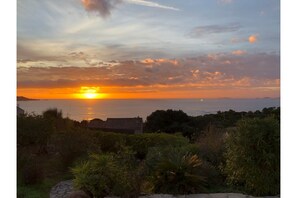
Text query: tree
145 109 190 134
42 108 63 119
17 114 53 153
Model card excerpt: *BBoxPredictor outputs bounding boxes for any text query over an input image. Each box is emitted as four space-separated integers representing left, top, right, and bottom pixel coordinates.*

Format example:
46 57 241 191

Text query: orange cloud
232 50 247 56
141 58 178 65
249 34 258 43
17 53 280 99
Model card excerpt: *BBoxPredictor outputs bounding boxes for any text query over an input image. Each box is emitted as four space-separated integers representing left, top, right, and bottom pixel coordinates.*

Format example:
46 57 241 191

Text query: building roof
88 118 105 128
17 106 25 115
105 117 143 130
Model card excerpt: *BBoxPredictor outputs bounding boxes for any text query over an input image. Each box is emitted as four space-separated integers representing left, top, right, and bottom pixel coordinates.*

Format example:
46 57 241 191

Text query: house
88 117 143 134
17 106 25 116
88 118 105 129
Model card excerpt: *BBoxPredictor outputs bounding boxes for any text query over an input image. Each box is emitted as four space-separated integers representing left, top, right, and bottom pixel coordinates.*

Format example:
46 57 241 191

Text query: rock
227 193 248 198
209 193 228 198
185 194 210 198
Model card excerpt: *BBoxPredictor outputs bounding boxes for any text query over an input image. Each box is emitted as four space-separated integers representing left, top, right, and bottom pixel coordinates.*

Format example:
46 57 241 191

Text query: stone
185 194 210 198
227 193 248 198
209 193 228 198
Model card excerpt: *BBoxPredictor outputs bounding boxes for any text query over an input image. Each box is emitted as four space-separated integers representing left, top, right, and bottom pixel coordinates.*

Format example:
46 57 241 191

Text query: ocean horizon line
18 97 280 101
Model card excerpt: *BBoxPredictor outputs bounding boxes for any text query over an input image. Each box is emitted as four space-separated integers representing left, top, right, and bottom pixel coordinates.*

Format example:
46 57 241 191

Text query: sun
84 92 97 99
78 87 102 99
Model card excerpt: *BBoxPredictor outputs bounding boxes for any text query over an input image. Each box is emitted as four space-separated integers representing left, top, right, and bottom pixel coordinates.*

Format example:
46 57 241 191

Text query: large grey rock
50 180 74 198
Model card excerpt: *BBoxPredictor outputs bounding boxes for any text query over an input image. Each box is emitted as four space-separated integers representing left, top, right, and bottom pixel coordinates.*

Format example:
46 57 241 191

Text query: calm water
17 98 280 122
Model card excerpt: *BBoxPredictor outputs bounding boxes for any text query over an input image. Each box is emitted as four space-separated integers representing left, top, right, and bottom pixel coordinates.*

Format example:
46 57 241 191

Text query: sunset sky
17 0 280 99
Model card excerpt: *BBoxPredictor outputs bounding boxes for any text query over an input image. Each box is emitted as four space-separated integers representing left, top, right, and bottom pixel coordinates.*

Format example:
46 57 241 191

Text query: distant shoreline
17 96 39 101
17 97 280 101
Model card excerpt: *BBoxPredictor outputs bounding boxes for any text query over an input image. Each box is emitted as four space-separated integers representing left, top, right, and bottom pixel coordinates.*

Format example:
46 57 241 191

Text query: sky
17 0 280 99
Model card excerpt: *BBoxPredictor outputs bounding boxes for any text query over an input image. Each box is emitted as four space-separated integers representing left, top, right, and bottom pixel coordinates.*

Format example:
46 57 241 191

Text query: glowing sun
78 87 102 99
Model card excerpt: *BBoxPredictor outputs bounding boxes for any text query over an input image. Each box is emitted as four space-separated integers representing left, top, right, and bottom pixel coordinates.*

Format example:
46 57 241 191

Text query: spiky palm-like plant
147 147 207 194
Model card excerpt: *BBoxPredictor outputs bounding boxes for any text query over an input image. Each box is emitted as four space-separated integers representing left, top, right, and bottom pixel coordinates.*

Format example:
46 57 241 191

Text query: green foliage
52 129 98 169
72 153 140 198
145 146 207 194
195 126 226 168
195 126 227 187
145 109 191 134
17 178 61 198
93 131 127 153
22 159 44 185
17 114 53 149
17 107 281 197
42 108 63 120
93 131 189 159
224 117 280 196
144 107 279 141
126 133 189 159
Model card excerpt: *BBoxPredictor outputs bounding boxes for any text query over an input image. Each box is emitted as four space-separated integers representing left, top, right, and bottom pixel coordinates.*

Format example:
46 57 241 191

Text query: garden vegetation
17 107 280 197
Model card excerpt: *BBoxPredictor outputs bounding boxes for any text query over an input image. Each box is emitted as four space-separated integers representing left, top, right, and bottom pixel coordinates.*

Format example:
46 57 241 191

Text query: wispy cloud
189 23 240 37
124 0 179 11
81 0 179 18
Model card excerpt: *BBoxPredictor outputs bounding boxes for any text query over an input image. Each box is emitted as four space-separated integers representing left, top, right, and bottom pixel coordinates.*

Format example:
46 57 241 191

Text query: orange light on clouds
231 50 247 56
249 34 258 43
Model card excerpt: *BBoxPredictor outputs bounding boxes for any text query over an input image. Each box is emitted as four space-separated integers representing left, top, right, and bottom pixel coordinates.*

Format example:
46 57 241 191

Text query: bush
72 153 140 198
21 157 44 185
93 131 127 153
145 109 190 133
17 114 53 149
52 129 98 169
145 146 207 194
224 117 280 196
195 125 227 168
126 133 189 159
93 131 189 159
195 126 227 187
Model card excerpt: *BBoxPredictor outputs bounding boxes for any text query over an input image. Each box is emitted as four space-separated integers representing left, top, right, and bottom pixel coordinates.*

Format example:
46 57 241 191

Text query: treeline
144 107 280 140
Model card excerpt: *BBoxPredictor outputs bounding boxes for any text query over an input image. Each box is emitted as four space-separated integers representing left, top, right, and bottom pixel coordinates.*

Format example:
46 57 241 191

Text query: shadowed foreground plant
146 146 207 194
224 117 280 196
72 153 140 198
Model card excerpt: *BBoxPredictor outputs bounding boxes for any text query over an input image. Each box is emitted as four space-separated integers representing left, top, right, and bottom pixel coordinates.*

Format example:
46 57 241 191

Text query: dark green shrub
224 117 280 196
72 153 140 198
17 114 53 148
93 131 126 153
145 109 191 134
195 126 226 167
93 131 189 159
52 129 97 169
21 157 44 185
145 146 207 194
194 126 227 187
126 133 189 159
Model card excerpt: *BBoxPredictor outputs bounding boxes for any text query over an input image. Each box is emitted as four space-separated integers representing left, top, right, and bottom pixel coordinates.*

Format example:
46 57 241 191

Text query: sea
17 98 280 122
